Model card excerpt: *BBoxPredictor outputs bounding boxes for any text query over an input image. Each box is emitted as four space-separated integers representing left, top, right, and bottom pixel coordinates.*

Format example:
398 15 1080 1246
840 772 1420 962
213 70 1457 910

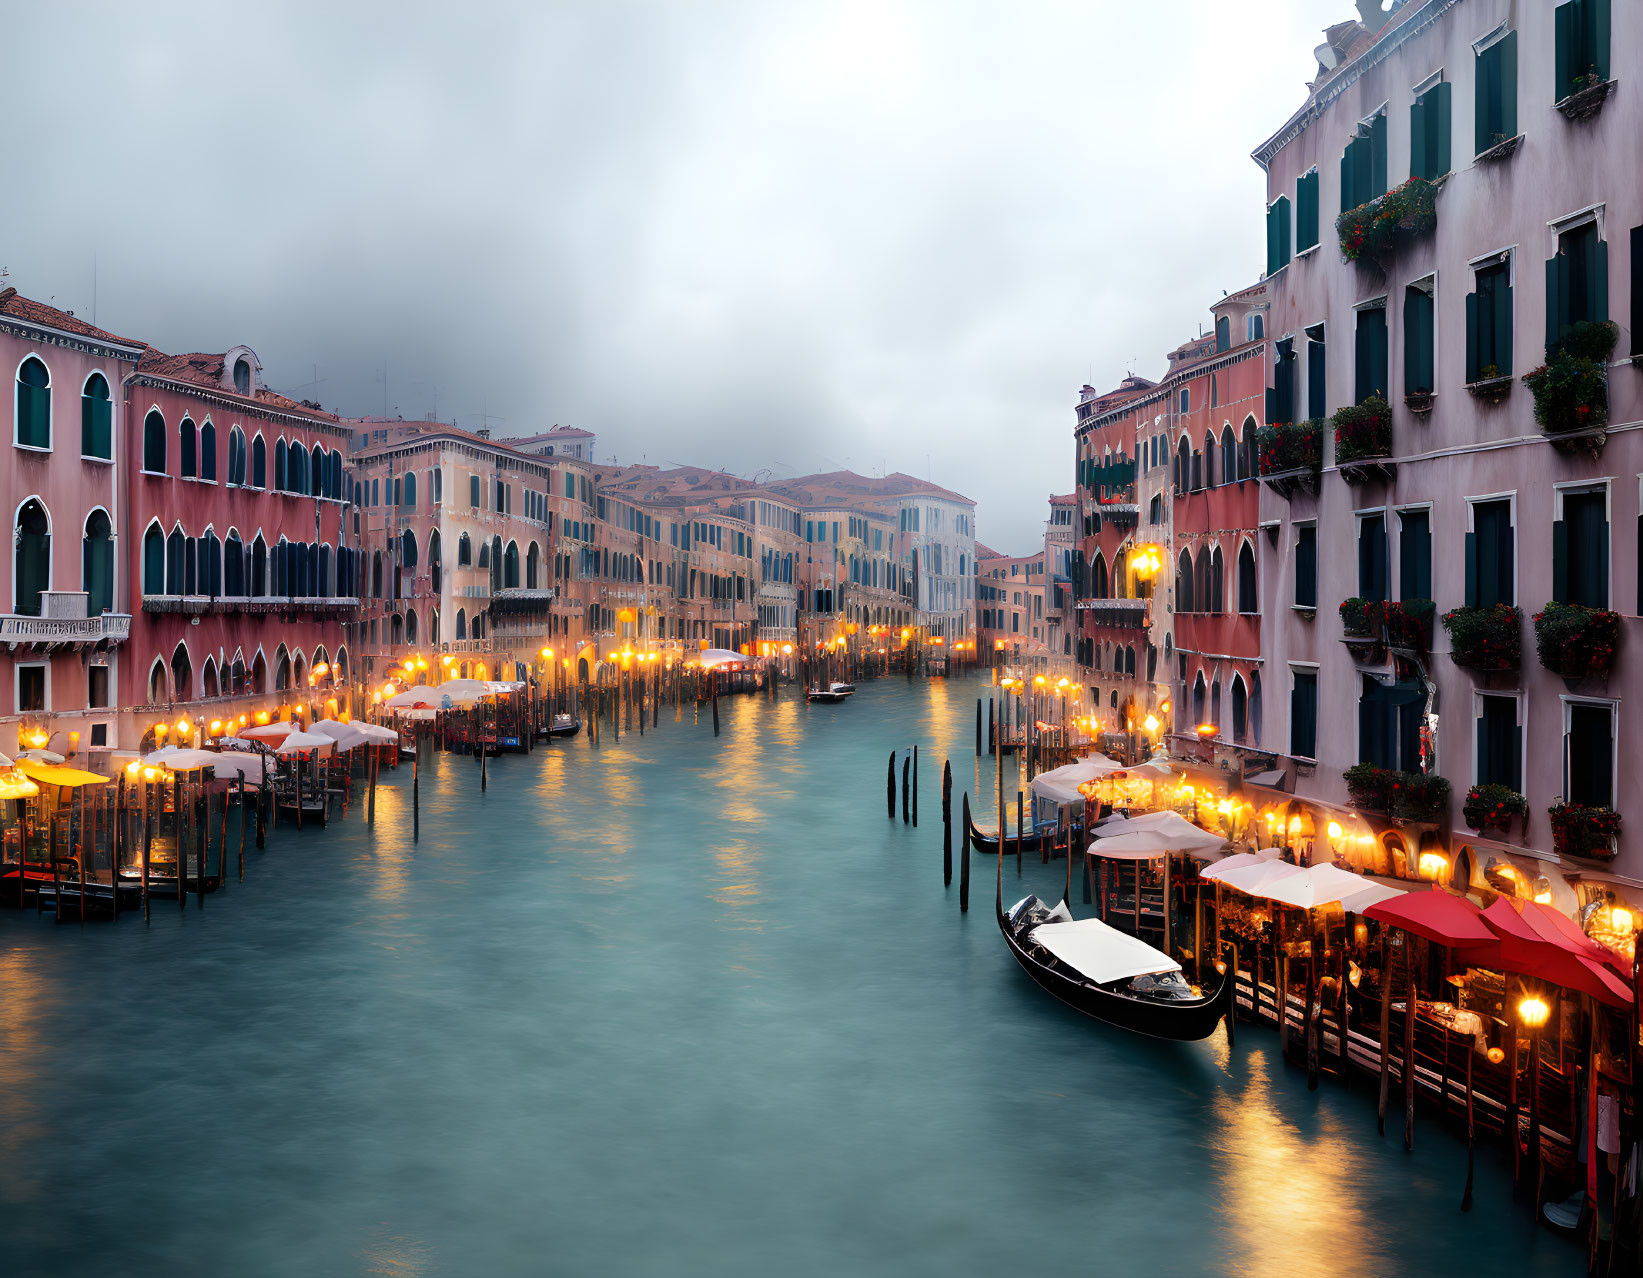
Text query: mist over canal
0 675 1580 1276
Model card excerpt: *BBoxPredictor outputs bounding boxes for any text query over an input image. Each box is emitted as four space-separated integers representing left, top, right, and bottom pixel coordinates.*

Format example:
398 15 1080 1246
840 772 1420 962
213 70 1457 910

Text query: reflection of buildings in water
0 949 50 1199
1209 1048 1382 1278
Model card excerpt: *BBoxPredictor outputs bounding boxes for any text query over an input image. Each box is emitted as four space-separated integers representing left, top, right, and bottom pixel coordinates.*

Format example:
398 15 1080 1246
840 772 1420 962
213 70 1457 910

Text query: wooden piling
959 793 971 913
196 782 207 907
942 760 952 888
412 731 420 842
113 775 125 922
174 774 185 913
1377 934 1393 1134
887 752 895 819
900 755 909 825
911 746 918 827
141 784 151 923
1403 939 1417 1151
975 699 982 756
367 743 377 826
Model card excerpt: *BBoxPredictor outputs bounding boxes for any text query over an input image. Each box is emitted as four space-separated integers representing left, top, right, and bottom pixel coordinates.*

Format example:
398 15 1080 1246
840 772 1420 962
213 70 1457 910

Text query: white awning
1030 755 1123 805
1199 848 1286 880
1028 916 1182 985
1262 862 1408 912
1086 812 1228 857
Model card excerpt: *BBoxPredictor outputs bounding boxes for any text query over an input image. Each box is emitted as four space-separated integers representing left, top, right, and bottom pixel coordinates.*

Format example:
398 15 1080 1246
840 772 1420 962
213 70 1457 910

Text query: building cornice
132 373 352 438
1250 0 1463 171
1 316 145 364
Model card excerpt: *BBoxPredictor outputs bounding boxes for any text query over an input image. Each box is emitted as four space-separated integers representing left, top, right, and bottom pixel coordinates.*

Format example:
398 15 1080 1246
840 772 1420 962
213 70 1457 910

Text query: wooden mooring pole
942 760 952 888
959 793 971 913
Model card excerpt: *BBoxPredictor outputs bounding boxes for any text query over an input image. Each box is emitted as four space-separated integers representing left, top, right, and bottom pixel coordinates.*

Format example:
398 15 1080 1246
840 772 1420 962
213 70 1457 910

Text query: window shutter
1632 226 1643 356
1598 512 1611 609
1432 81 1451 176
1556 0 1576 100
1266 204 1278 275
1371 309 1389 399
1593 0 1611 80
1475 48 1493 154
1475 710 1489 787
1409 98 1427 181
1278 196 1291 266
1592 235 1609 323
1464 530 1478 606
1500 520 1516 606
1307 339 1326 420
1465 290 1479 382
1552 518 1568 602
1500 32 1518 138
1495 271 1514 375
1547 253 1566 348
1340 149 1354 215
1354 316 1370 402
1370 112 1387 199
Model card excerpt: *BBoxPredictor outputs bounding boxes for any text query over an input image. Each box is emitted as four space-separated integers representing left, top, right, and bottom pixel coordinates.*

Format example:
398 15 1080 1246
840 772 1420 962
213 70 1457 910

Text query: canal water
0 675 1582 1276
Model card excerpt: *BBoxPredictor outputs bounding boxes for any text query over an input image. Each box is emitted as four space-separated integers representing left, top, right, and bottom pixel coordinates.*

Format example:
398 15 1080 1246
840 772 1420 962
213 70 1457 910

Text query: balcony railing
1075 598 1148 629
142 595 361 615
1 592 130 648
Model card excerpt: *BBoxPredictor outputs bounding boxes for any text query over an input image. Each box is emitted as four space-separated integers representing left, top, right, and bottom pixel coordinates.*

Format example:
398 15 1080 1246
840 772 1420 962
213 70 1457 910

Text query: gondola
995 840 1230 1041
807 683 854 704
544 713 581 738
966 819 1080 858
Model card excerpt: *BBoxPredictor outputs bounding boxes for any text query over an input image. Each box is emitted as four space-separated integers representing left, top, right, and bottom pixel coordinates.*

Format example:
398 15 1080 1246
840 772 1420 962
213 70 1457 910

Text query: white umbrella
310 720 368 750
205 752 272 782
241 722 296 743
272 730 336 757
143 746 222 771
1212 859 1309 897
1030 755 1124 806
1199 848 1286 880
1262 862 1407 912
1090 811 1228 853
384 687 442 709
352 722 399 743
17 747 66 764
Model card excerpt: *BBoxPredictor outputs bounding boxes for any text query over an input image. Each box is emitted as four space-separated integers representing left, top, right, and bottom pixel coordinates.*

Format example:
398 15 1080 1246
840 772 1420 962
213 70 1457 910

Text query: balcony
1333 397 1395 485
1076 598 1148 630
488 587 557 618
1 592 130 651
142 595 361 616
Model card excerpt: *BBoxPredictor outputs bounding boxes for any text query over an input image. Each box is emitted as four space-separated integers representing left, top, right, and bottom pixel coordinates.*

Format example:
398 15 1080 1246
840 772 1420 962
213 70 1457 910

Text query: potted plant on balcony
1548 803 1621 861
1534 600 1620 682
1557 66 1616 121
1384 598 1434 653
1463 782 1528 836
1333 396 1394 483
1442 603 1522 673
1390 770 1450 822
1257 420 1323 499
1523 320 1618 457
1344 762 1392 814
1339 597 1385 638
1336 177 1438 265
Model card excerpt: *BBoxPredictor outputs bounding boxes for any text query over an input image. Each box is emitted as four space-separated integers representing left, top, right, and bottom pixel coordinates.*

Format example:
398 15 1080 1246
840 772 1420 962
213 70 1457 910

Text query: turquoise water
0 675 1580 1276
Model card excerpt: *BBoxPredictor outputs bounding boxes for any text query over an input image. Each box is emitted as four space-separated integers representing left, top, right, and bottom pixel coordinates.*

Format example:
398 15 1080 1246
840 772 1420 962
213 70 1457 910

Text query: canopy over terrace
1029 756 1123 807
691 649 757 671
15 760 110 789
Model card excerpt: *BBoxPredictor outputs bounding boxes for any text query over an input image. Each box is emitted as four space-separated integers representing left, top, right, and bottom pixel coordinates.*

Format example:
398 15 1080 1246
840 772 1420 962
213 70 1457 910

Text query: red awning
1518 900 1631 975
1362 888 1496 948
1479 898 1632 1009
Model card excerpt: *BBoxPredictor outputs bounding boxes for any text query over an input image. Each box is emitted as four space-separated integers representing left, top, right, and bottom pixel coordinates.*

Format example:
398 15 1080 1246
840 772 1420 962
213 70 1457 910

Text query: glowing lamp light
1057 677 1070 689
1486 1047 1506 1065
1195 723 1218 738
125 761 140 777
142 767 158 782
1327 820 1344 842
1612 906 1636 934
27 729 49 748
1143 714 1160 734
209 720 224 735
175 719 192 737
1518 996 1551 1029
312 662 330 679
153 723 168 739
1534 887 1554 905
1287 816 1302 836
1216 798 1234 817
256 711 270 725
1418 852 1449 881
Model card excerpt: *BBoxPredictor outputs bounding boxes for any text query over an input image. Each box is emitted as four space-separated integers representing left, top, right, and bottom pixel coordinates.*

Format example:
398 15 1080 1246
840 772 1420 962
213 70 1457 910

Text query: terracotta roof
345 420 550 464
1048 492 1076 505
139 347 341 422
506 425 595 443
0 289 145 350
766 470 973 508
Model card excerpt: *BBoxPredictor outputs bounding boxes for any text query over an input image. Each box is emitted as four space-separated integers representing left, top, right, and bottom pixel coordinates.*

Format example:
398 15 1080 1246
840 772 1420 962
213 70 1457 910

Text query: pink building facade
1254 0 1643 910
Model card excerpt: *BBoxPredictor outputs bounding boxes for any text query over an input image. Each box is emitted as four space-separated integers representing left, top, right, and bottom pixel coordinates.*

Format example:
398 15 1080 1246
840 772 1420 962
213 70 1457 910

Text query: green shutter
1370 112 1388 200
1556 1 1576 100
1432 81 1451 176
1552 519 1569 602
1548 252 1570 348
1631 226 1643 356
1404 288 1431 394
1500 32 1518 138
1340 149 1353 215
1279 196 1291 266
1501 521 1516 606
1593 0 1611 80
1464 530 1478 606
1495 271 1514 375
1475 46 1494 154
1354 315 1370 402
1465 290 1479 382
1372 309 1389 399
1597 513 1611 609
1592 236 1609 323
1308 338 1326 420
1409 98 1427 181
1266 204 1278 275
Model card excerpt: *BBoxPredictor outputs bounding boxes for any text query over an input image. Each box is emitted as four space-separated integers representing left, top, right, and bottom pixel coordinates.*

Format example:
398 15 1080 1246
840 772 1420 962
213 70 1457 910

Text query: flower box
1384 598 1434 653
1524 321 1617 455
1333 396 1392 464
1442 603 1521 673
1404 390 1434 415
1345 762 1393 813
1258 420 1323 475
1390 771 1450 822
1534 601 1620 681
1339 597 1385 639
1475 133 1522 165
1548 803 1621 862
1336 178 1438 265
1465 374 1513 405
1556 75 1616 122
1463 783 1527 836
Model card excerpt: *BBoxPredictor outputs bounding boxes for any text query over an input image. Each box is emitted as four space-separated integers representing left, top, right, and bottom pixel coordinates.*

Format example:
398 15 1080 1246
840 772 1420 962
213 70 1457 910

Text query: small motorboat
544 713 581 738
830 681 857 695
807 683 854 704
997 886 1231 1042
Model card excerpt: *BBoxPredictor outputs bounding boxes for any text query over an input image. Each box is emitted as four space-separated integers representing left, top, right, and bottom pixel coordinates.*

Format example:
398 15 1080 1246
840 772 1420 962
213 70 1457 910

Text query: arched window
251 651 267 693
274 647 291 691
371 551 383 599
330 451 343 500
1092 551 1109 599
1203 433 1216 488
311 445 325 496
143 523 165 595
179 418 198 478
401 471 417 509
1231 675 1248 743
202 658 219 699
225 530 245 595
400 528 418 575
430 609 440 645
1174 436 1191 496
1176 549 1194 613
1237 541 1257 614
165 526 186 594
491 537 503 591
227 427 246 485
200 422 218 481
171 643 193 701
1194 547 1212 615
319 545 332 597
274 438 287 491
251 535 267 596
198 529 222 597
233 357 251 396
81 372 112 459
458 533 472 566
1242 415 1258 481
147 659 168 706
1192 671 1207 725
477 540 489 569
455 608 467 640
16 357 50 449
1211 679 1222 735
504 541 520 589
527 541 540 589
405 609 418 644
252 434 266 488
1210 545 1225 614
82 509 113 616
144 410 167 473
14 499 50 616
334 647 348 685
1249 671 1263 744
1248 313 1264 342
429 530 442 594
1220 426 1237 483
1124 645 1136 677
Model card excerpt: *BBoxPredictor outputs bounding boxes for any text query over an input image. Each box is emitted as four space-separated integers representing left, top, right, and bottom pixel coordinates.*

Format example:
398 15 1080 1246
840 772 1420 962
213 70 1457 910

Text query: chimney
1356 0 1400 36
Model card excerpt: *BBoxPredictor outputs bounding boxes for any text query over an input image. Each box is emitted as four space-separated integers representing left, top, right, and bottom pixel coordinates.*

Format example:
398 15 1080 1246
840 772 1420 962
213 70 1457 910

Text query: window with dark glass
1554 0 1610 102
1476 694 1521 791
1358 513 1389 602
1566 702 1614 808
1545 220 1607 348
81 373 112 459
18 666 45 713
1360 675 1423 771
1354 306 1388 403
1399 509 1432 599
1291 669 1318 759
1466 260 1513 382
1295 524 1317 608
1403 282 1435 395
1465 499 1515 607
1296 169 1319 252
15 357 50 450
1554 488 1608 608
1306 330 1326 420
1410 80 1451 180
1474 31 1518 153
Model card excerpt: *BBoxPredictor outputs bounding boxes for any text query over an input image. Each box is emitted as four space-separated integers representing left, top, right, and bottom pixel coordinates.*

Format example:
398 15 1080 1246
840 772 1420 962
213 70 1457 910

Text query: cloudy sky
3 1 1353 551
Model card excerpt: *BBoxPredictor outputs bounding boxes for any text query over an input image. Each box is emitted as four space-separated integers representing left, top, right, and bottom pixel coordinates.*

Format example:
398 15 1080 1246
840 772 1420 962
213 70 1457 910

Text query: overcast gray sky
2 1 1353 552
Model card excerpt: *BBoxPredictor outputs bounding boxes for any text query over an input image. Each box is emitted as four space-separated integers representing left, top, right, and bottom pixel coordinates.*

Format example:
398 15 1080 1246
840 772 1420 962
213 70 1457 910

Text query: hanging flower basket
1524 321 1617 456
1463 783 1527 835
1336 178 1438 264
1257 420 1324 475
1442 603 1521 673
1344 762 1393 813
1534 601 1620 681
1333 396 1392 463
1390 771 1450 822
1548 804 1621 861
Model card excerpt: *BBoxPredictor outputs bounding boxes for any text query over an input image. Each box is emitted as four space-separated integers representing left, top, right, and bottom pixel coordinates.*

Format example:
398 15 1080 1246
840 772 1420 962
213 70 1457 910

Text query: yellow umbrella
15 758 111 788
0 769 41 799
